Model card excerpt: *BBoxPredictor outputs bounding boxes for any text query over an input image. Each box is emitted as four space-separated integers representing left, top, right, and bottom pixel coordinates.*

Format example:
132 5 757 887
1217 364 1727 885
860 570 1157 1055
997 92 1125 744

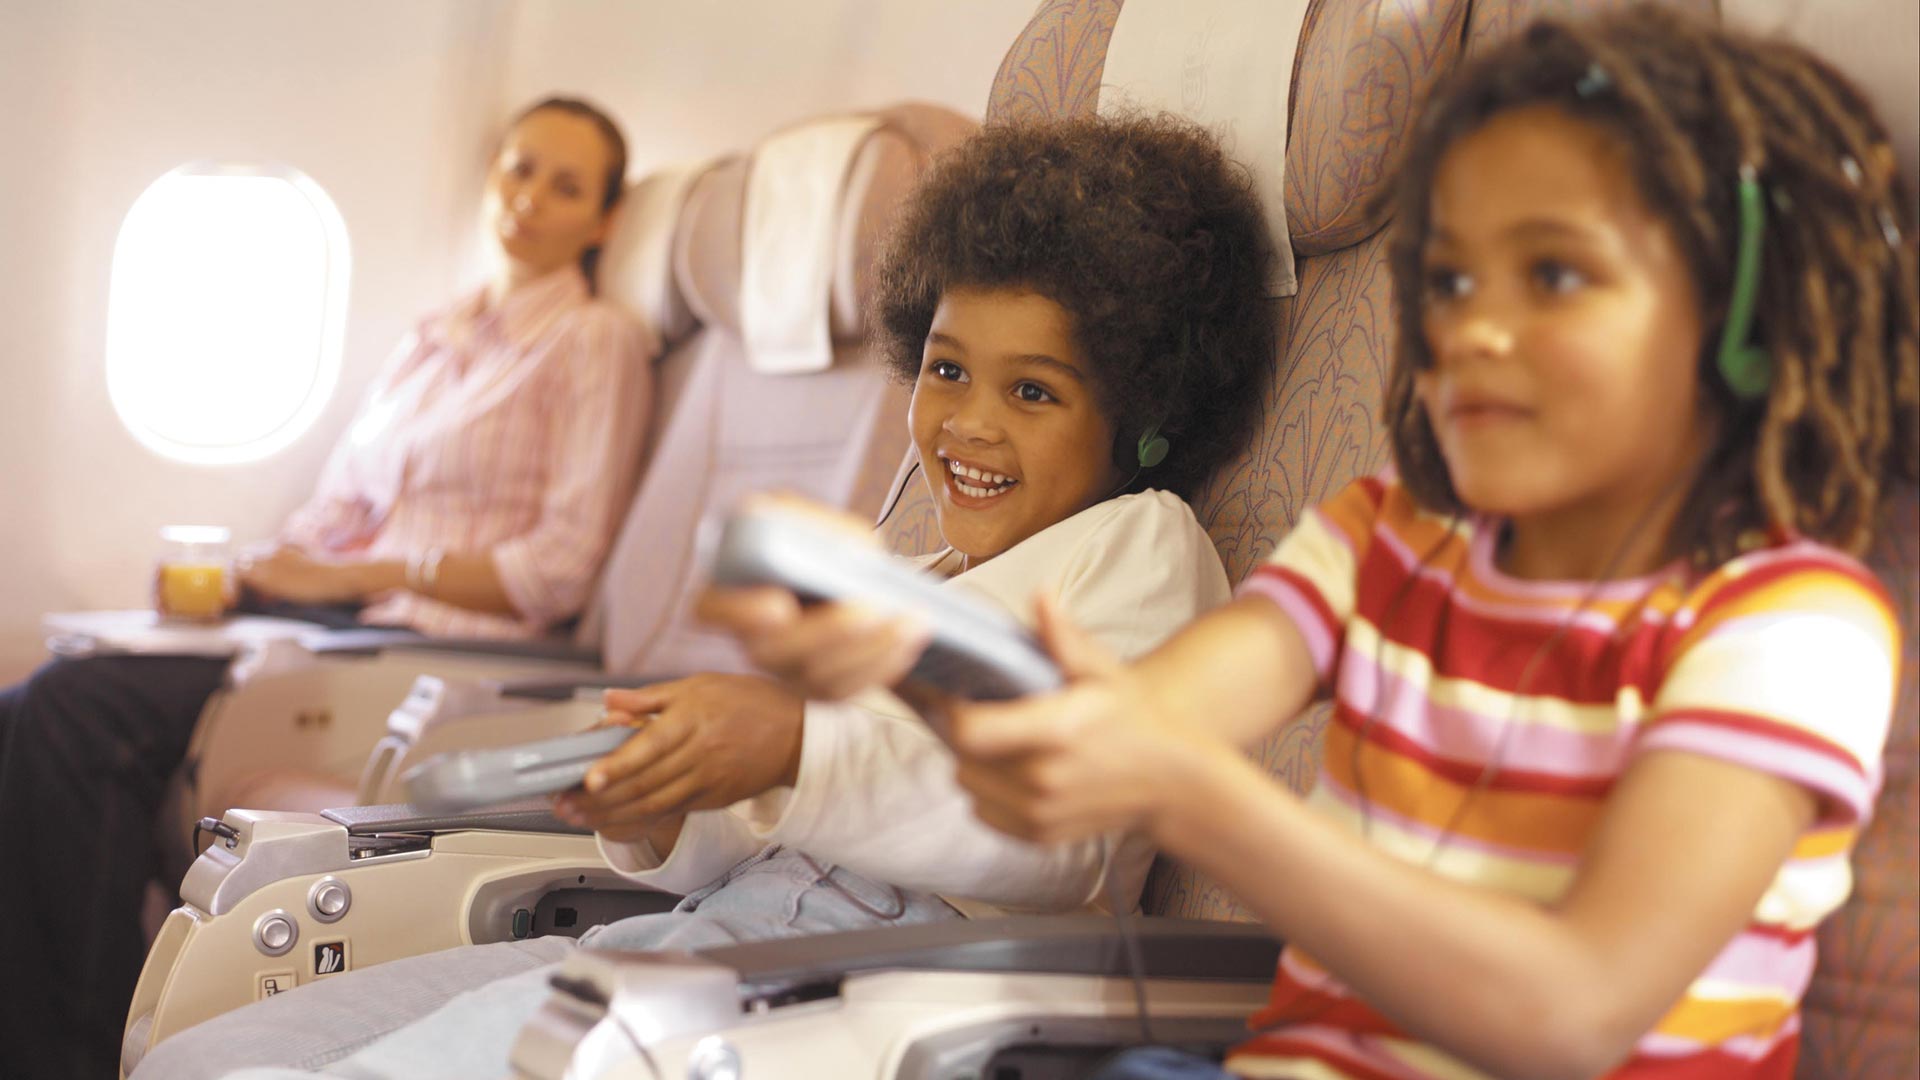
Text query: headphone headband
1715 166 1771 400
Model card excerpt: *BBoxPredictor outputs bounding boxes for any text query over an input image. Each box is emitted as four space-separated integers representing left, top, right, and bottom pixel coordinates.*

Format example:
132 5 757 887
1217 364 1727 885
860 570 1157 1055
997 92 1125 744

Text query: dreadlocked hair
1381 2 1918 563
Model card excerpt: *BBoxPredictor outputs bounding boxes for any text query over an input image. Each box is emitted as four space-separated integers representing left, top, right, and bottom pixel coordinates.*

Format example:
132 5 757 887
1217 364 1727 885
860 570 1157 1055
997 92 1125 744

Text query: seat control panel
252 909 298 957
308 876 351 923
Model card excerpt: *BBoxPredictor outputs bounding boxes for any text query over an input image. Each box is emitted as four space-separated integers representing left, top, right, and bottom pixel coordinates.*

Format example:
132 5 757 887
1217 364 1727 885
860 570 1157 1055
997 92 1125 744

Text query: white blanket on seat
739 115 885 375
1098 0 1313 298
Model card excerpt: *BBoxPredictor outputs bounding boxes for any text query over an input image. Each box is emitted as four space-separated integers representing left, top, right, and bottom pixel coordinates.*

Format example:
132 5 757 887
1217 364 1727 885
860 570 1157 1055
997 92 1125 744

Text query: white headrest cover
738 115 888 375
1098 0 1314 298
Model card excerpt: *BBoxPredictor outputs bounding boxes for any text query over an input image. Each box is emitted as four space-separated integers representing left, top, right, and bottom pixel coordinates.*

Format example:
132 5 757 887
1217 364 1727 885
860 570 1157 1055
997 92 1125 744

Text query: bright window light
106 164 349 464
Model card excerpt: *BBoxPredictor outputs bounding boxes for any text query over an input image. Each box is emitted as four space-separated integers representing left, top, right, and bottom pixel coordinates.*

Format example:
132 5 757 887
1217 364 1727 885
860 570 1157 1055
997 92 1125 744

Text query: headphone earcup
1137 432 1171 469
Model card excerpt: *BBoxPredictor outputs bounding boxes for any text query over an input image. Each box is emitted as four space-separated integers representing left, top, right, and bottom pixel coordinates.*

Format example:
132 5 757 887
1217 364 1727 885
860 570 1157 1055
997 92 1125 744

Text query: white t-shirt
597 489 1230 915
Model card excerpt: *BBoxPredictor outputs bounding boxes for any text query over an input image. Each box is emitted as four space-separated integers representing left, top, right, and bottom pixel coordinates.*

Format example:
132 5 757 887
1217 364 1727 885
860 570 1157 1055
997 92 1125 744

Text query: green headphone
1715 166 1771 400
1136 423 1171 469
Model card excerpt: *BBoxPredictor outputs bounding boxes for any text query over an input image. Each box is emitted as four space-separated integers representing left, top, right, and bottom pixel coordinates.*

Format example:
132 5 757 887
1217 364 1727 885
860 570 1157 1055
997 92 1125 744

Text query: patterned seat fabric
914 1 1919 1076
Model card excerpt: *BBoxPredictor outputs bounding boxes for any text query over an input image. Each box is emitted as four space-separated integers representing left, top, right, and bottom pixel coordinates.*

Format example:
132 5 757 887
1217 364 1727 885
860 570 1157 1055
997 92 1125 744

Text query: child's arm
947 594 1318 841
1147 741 1812 1080
951 592 1876 1080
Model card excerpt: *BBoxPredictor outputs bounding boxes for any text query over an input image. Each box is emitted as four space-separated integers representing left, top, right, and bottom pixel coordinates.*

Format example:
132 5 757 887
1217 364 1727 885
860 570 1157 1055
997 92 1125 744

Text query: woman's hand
237 544 367 605
947 594 1235 845
694 496 929 701
552 674 807 844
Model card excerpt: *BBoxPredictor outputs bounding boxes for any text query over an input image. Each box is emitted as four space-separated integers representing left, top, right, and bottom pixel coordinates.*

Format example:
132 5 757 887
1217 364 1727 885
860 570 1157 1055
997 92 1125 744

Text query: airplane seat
591 101 974 680
505 0 1498 1073
344 103 979 803
1710 4 1920 1075
121 104 977 1070
184 103 978 819
779 5 1920 1079
501 0 1900 1076
157 156 727 870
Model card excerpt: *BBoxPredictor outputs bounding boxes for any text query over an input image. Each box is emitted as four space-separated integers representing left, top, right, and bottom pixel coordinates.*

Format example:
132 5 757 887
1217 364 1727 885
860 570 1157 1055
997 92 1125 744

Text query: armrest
514 917 1280 1075
303 628 601 666
497 673 682 702
319 800 591 837
181 806 598 917
693 916 1281 994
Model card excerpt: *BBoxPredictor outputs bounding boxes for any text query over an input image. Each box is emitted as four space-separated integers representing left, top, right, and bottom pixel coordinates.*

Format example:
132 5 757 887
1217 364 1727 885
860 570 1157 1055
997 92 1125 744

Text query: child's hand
699 586 931 701
946 594 1228 845
551 674 806 844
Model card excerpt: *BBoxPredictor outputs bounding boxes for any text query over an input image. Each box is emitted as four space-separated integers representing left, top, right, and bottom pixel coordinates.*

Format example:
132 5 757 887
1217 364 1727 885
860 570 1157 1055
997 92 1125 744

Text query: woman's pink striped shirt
279 265 655 639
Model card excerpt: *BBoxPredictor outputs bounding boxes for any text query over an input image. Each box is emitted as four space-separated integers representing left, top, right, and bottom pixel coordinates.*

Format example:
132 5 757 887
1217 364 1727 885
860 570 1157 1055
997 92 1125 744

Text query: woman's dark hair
872 114 1278 501
510 96 629 293
1382 3 1918 562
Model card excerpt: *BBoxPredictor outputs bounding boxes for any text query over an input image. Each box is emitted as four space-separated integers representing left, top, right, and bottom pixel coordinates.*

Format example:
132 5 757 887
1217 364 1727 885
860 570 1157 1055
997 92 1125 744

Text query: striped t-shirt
1229 472 1898 1079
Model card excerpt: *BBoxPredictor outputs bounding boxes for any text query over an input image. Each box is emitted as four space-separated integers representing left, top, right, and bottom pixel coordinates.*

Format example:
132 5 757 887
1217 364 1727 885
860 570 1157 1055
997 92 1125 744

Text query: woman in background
0 95 655 1080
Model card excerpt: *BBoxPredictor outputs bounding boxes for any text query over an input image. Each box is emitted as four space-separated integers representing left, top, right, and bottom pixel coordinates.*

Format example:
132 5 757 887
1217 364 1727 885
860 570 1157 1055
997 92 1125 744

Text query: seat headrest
672 104 977 361
596 159 722 350
1282 0 1470 255
981 0 1473 261
1097 0 1314 296
672 157 750 334
835 103 981 341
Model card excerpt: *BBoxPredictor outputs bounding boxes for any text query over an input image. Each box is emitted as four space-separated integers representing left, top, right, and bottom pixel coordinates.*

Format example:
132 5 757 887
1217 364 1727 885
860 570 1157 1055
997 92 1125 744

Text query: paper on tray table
40 609 324 658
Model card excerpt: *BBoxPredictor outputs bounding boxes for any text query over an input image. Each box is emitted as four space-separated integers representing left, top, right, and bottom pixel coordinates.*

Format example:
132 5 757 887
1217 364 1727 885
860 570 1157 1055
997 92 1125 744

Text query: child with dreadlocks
710 5 1917 1078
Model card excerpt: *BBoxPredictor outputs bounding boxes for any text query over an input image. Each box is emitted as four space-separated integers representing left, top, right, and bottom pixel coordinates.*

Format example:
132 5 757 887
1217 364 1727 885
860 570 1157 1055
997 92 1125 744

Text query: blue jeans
1089 1047 1237 1080
132 845 960 1079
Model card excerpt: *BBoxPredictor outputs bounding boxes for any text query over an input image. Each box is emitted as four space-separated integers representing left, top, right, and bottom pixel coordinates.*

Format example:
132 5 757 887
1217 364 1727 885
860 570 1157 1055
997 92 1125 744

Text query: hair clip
1574 62 1613 99
1839 155 1903 249
1878 207 1904 249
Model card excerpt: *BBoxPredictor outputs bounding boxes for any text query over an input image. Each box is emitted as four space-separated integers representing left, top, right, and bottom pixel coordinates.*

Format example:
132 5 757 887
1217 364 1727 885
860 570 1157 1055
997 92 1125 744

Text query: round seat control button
309 877 351 923
253 910 298 957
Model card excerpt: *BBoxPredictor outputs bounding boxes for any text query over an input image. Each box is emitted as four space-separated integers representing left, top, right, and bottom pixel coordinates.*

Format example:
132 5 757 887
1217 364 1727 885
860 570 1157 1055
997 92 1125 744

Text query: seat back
596 104 977 676
160 156 720 849
879 0 1492 899
1717 4 1919 1074
954 2 1920 1073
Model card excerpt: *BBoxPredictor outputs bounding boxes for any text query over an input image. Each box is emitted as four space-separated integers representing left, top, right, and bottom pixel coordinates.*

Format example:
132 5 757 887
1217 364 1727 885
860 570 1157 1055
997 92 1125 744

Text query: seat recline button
253 910 298 957
309 877 351 923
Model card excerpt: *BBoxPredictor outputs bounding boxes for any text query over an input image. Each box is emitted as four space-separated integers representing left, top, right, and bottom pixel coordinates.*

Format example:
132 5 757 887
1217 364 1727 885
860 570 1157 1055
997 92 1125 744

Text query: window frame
104 161 351 466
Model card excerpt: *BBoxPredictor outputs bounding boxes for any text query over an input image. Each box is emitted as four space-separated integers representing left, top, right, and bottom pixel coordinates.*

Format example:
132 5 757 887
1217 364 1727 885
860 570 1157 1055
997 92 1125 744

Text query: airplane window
106 164 349 464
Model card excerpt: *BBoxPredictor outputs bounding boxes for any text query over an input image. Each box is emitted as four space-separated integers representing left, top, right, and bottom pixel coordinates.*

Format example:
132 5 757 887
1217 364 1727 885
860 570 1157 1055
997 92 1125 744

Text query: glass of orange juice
155 525 234 621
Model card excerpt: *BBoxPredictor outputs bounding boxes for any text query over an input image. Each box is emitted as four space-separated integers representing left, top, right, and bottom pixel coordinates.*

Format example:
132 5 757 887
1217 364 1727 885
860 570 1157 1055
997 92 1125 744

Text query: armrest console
303 629 600 666
513 918 1280 1078
319 801 591 837
299 628 432 656
497 673 681 702
698 915 1281 995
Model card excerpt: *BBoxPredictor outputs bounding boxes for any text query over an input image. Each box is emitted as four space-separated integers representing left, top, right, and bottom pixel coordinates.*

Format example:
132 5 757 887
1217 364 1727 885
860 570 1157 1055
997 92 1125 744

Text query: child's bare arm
1144 746 1812 1080
1126 595 1321 748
